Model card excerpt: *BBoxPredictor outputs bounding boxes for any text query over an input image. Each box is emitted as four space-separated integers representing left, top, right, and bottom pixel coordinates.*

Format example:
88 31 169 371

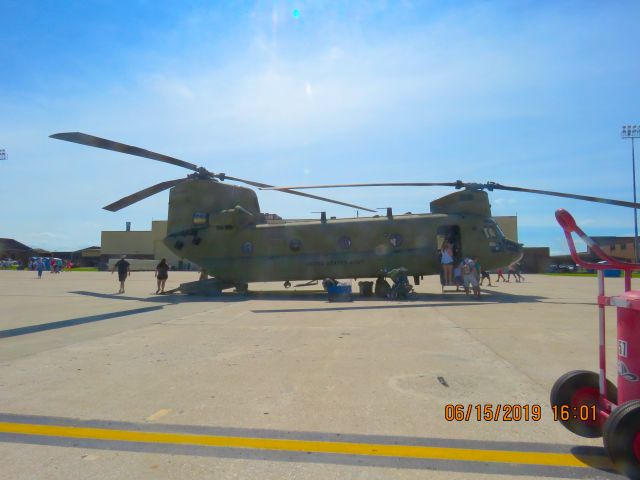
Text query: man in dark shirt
112 255 130 294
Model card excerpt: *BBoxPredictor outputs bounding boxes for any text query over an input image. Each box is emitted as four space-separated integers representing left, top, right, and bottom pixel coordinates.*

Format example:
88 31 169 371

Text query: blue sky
1 1 638 254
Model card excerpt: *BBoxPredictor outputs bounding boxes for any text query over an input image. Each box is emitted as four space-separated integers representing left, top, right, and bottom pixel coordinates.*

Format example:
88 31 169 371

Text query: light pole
622 125 640 263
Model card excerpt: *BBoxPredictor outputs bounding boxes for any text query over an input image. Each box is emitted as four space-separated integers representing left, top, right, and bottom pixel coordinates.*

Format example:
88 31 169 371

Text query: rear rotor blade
50 132 200 172
261 182 460 190
224 175 376 212
263 180 640 209
487 182 640 209
103 179 186 212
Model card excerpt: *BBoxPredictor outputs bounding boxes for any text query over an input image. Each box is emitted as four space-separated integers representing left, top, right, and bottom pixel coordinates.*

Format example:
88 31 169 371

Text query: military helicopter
51 132 640 295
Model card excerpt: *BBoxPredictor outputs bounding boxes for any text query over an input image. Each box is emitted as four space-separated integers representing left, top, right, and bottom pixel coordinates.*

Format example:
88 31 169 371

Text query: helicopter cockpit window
483 220 505 240
193 212 209 226
482 226 498 239
289 239 302 252
484 220 505 252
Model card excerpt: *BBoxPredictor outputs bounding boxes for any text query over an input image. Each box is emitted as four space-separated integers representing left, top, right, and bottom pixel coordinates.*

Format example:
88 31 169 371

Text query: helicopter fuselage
163 180 522 283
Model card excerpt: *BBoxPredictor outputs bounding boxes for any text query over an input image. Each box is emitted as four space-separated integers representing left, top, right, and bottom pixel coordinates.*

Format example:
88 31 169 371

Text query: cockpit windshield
482 219 506 240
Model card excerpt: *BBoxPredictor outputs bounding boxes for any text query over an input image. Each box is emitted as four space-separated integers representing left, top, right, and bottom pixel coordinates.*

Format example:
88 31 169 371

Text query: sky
1 0 639 255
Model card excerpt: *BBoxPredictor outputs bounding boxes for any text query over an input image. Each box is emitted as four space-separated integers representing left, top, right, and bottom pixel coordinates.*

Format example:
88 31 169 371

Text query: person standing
462 257 481 299
35 257 44 279
441 240 454 286
474 257 492 287
496 268 506 283
155 258 170 294
112 255 130 294
480 269 492 286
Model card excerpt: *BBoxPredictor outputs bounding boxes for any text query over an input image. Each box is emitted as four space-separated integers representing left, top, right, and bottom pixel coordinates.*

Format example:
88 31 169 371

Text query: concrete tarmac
0 270 630 479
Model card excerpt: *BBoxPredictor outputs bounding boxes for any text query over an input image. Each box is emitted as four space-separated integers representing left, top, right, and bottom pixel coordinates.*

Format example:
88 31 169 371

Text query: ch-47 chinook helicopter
51 132 640 295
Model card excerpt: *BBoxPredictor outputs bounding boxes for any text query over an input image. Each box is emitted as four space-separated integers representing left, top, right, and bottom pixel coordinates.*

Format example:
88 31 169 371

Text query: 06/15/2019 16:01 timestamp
443 404 598 422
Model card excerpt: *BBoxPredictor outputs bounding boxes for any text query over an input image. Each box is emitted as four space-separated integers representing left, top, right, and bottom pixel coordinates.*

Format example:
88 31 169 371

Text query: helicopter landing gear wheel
284 281 291 288
550 370 617 438
604 400 640 480
235 283 249 294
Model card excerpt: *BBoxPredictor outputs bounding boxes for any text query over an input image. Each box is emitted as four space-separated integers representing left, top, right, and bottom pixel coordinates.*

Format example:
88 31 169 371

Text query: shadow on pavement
0 306 164 339
570 446 621 478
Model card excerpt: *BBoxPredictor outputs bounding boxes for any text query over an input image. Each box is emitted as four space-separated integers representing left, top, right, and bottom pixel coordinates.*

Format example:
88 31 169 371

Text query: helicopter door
437 225 462 264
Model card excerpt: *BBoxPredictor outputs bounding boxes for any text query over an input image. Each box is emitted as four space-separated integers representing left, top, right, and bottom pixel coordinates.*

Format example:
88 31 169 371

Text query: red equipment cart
552 209 640 479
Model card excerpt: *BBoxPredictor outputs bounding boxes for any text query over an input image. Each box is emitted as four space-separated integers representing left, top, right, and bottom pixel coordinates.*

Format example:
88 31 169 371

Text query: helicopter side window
241 241 253 255
338 236 352 250
388 234 403 248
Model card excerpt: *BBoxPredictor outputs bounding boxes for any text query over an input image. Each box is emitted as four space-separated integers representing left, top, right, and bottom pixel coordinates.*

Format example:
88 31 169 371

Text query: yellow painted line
146 409 172 422
0 421 604 468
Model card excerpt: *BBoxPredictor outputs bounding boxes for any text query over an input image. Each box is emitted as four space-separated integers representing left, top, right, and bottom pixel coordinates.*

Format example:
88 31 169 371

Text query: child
462 257 481 299
454 263 463 291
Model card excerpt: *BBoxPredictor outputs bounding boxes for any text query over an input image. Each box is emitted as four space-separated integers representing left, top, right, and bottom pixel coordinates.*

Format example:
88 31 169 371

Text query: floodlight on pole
622 125 640 263
0 149 6 161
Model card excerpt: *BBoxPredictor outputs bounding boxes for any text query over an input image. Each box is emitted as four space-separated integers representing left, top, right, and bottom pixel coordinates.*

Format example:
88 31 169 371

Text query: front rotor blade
103 179 186 212
489 183 640 209
261 182 460 190
224 176 376 212
50 132 200 172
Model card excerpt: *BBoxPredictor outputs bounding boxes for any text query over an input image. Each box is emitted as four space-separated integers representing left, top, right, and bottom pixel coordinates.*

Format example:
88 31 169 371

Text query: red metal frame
555 209 640 413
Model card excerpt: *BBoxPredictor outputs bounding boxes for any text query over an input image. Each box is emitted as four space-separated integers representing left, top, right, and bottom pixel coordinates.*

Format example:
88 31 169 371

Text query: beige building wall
494 216 518 242
101 231 153 256
101 222 192 269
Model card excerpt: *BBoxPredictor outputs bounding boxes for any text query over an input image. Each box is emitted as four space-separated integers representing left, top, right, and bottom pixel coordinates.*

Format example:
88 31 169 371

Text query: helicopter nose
503 239 522 254
502 239 524 263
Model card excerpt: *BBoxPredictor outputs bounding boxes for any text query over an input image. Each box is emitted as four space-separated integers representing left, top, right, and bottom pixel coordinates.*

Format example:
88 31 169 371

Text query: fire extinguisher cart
552 209 640 479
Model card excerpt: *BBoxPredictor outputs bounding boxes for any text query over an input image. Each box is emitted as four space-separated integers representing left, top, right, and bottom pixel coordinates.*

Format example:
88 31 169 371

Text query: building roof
591 236 634 243
0 238 33 252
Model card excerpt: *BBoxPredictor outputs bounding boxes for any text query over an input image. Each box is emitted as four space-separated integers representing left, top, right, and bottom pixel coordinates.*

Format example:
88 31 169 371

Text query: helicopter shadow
69 290 247 305
69 287 586 316
248 288 550 314
0 305 165 339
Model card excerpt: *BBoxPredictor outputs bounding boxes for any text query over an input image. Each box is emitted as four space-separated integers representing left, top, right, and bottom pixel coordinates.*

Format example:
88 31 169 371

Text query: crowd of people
28 257 73 277
440 239 525 299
